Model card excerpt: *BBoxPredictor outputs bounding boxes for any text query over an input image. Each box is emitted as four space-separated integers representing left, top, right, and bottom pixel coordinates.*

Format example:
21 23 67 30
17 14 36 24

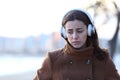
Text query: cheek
80 32 87 41
83 35 87 42
66 34 71 39
66 34 72 42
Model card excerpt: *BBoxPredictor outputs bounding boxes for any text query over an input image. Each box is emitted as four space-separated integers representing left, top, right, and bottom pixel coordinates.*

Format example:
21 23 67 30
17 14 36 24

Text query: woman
33 9 120 80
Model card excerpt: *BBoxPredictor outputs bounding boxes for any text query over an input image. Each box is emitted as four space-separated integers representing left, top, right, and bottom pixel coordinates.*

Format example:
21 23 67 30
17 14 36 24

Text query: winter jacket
33 44 120 80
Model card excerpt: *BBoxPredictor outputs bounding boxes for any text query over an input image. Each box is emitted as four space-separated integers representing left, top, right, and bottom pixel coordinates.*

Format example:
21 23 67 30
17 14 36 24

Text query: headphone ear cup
61 27 67 39
87 24 95 36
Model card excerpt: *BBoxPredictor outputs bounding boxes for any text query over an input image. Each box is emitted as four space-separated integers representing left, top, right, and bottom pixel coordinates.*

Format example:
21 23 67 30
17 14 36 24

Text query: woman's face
65 20 88 48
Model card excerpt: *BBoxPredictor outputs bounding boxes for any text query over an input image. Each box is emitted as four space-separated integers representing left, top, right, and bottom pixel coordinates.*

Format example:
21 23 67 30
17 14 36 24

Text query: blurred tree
87 0 120 59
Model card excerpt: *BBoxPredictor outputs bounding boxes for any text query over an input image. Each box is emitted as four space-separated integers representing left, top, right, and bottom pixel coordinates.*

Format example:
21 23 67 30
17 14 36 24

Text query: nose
72 32 78 39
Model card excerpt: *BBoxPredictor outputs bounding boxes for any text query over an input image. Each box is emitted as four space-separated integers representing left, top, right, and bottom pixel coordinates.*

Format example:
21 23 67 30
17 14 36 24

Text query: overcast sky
0 0 92 38
0 0 119 39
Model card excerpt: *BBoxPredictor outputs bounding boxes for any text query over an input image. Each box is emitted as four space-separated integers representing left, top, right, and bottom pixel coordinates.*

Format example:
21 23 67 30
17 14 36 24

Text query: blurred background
0 0 120 80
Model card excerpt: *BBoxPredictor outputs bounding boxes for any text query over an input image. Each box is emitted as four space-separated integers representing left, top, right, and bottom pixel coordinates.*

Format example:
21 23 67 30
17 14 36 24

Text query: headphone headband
79 9 93 24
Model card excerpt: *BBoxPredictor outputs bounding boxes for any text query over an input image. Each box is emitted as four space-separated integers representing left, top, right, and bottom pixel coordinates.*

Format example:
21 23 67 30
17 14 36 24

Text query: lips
72 41 80 44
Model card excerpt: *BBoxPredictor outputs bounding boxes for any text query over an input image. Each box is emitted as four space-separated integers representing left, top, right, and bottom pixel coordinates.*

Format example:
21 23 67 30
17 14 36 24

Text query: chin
73 45 82 48
73 44 86 49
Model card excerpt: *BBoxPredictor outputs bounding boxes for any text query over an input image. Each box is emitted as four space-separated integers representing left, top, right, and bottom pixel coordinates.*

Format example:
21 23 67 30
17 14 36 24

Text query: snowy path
0 55 44 76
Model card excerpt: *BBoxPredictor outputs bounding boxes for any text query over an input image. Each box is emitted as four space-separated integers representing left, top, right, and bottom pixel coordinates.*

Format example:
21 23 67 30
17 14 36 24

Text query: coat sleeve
33 52 53 80
104 53 120 80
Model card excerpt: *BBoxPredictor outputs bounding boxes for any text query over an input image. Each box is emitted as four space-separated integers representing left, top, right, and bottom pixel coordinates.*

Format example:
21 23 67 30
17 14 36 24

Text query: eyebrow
76 28 83 30
67 27 83 29
67 28 84 32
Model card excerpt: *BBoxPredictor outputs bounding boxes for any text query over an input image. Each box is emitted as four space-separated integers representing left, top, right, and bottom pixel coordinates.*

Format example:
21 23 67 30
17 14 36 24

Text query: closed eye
67 29 73 34
77 30 83 33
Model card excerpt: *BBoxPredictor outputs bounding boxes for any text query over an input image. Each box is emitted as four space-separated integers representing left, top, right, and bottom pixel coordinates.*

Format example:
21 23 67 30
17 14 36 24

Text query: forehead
65 20 86 29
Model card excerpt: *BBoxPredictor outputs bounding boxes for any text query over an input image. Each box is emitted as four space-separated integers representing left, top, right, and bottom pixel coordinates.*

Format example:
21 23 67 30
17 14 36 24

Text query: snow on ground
0 54 44 76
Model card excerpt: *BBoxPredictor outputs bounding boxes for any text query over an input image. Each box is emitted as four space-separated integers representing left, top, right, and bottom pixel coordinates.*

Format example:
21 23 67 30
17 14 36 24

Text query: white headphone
61 9 95 39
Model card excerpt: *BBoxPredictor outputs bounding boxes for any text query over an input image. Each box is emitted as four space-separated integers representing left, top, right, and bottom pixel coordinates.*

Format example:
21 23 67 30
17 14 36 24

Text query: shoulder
48 48 64 56
47 48 64 62
102 48 112 59
95 48 110 61
101 49 114 64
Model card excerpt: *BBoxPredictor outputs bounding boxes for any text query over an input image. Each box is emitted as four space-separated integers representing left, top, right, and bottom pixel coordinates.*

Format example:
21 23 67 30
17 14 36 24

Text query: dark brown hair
62 9 107 60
